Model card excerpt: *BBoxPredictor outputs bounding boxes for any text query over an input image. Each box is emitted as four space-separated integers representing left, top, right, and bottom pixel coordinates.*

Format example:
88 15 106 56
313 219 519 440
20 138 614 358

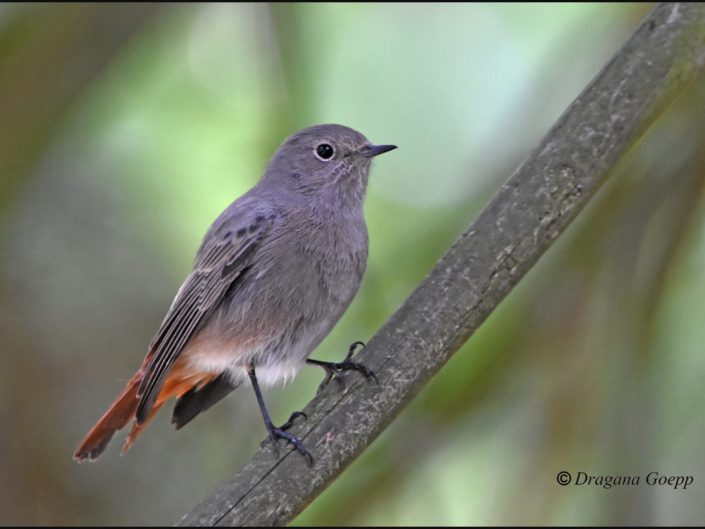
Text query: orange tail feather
74 363 214 462
122 370 215 453
73 370 143 462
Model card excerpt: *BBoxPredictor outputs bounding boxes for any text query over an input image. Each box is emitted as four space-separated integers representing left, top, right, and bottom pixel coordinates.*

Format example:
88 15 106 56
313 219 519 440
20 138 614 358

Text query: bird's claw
261 426 313 466
312 341 378 393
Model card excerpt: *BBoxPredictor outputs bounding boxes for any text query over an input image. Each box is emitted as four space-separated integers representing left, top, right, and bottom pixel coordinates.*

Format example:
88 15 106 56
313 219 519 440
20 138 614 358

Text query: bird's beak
360 144 398 158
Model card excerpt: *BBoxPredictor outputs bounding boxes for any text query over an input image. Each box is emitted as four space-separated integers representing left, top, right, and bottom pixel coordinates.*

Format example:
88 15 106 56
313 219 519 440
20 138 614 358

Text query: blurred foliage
3 2 705 525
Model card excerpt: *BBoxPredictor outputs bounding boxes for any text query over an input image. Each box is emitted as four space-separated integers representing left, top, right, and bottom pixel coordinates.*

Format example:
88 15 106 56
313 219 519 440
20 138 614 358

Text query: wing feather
135 211 276 423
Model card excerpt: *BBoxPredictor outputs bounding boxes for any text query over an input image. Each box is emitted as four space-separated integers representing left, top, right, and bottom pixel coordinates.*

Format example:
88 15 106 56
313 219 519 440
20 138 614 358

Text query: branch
179 3 705 526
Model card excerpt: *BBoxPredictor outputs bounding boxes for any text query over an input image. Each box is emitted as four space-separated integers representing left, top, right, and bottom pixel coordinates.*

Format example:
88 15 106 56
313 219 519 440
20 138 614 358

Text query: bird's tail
74 362 215 462
73 369 143 462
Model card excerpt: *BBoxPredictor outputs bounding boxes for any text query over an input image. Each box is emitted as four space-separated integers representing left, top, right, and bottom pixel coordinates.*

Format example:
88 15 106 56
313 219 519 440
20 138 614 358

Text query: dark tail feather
73 370 142 462
171 373 238 430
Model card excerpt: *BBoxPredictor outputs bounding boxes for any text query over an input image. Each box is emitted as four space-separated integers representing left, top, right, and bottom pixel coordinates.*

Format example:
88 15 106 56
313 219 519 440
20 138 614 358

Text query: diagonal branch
179 3 705 526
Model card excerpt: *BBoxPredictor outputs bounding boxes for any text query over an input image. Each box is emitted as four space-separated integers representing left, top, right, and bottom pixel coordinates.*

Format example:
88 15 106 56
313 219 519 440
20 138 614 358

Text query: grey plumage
74 123 395 462
136 124 391 423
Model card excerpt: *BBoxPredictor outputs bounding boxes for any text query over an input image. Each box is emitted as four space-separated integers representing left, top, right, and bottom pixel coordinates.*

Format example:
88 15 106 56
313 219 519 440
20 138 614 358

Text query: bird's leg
306 341 378 393
247 363 313 466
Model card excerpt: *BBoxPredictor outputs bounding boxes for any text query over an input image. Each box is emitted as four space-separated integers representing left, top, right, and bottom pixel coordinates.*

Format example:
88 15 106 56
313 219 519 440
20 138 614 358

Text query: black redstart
74 124 396 463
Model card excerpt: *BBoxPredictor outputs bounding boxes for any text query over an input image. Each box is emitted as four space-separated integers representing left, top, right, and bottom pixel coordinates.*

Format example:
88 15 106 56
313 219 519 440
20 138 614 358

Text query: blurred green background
2 2 705 525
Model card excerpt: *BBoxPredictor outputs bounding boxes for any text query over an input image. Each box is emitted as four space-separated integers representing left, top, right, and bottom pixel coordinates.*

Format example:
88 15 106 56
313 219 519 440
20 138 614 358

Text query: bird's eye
315 143 335 161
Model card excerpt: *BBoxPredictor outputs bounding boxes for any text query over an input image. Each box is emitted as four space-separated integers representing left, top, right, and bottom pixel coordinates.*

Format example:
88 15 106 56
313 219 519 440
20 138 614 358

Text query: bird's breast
186 211 368 385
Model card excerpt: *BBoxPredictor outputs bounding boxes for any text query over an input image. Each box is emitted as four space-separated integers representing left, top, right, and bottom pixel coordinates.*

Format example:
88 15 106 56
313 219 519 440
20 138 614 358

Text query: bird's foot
307 341 378 393
279 410 307 431
262 425 313 466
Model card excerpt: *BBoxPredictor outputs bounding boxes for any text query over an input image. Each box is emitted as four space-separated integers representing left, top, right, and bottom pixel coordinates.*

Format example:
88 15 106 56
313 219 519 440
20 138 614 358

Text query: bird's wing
135 209 277 423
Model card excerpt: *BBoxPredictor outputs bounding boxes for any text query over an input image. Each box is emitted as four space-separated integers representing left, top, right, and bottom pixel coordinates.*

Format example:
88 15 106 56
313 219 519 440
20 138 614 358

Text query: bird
73 123 397 464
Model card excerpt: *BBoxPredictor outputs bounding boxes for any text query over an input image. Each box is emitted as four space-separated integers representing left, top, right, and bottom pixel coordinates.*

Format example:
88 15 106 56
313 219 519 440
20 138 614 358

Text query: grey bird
74 124 397 463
